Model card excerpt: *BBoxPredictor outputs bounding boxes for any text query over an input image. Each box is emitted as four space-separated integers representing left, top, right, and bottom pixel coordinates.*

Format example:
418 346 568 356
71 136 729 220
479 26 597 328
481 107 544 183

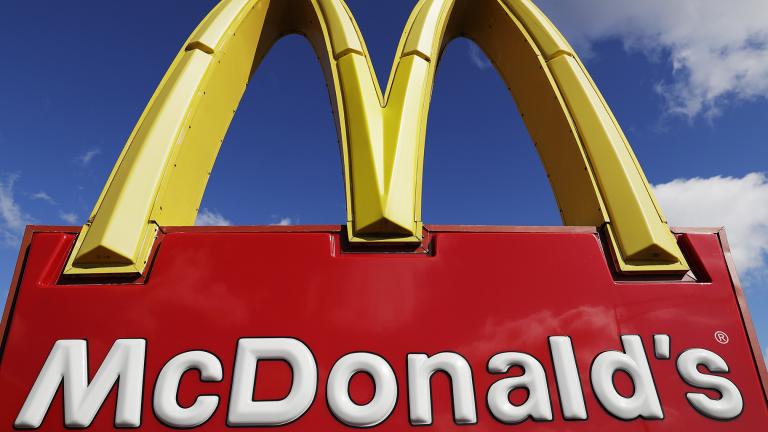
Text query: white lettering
677 349 743 420
327 352 397 427
14 335 746 427
407 352 477 425
549 336 587 420
591 335 663 420
227 338 317 426
154 351 222 428
14 339 145 428
487 352 553 423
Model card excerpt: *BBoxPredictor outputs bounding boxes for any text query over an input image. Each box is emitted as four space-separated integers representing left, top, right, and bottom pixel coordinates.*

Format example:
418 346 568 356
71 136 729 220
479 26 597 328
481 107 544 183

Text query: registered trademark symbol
714 331 729 344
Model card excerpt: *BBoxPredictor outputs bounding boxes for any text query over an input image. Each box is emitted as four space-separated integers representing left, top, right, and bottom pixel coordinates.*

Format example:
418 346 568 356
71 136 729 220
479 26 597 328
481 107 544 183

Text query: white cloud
31 191 55 204
653 172 768 282
58 211 79 224
538 0 768 118
0 174 35 247
76 148 101 166
467 40 492 70
195 208 231 226
272 217 293 226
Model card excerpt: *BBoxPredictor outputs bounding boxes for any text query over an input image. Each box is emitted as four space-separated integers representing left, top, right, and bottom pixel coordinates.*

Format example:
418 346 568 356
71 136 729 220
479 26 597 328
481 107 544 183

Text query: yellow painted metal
65 0 688 275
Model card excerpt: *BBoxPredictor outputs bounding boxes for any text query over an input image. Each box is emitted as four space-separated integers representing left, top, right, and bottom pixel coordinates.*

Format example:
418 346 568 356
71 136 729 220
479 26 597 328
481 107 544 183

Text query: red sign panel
1 226 766 430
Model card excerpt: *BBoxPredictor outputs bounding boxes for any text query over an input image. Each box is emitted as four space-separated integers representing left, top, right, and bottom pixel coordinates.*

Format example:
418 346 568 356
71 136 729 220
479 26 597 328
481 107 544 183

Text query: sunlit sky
1 1 767 356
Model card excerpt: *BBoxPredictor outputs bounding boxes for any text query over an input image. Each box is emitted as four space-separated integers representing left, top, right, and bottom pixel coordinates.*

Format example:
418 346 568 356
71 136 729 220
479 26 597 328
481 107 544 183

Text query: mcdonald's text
13 335 743 428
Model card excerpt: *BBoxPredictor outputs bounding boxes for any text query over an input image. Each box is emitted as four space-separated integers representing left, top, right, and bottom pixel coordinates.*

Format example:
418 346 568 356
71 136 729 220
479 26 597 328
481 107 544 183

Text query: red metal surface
0 226 766 430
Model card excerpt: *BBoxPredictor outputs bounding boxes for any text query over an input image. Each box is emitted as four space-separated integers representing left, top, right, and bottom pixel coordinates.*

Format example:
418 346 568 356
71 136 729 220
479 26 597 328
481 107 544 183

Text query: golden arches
64 0 687 275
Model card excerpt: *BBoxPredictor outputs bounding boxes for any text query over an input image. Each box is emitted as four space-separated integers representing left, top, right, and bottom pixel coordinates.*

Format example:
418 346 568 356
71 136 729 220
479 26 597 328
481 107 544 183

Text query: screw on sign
0 0 766 431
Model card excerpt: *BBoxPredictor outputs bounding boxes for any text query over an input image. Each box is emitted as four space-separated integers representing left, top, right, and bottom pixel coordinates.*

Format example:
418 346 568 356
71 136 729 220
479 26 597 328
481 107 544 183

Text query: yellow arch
65 0 688 275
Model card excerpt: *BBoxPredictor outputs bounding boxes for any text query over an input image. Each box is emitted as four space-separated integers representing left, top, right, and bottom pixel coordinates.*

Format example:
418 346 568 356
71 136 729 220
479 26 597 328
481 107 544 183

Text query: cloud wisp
30 191 55 205
653 172 768 283
195 208 231 226
539 0 768 119
467 41 492 70
0 175 35 247
58 211 79 225
272 217 294 226
76 148 101 166
270 214 299 226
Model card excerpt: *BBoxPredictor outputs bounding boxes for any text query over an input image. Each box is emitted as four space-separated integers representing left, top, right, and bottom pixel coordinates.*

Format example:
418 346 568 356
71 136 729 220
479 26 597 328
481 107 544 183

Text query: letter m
14 339 145 429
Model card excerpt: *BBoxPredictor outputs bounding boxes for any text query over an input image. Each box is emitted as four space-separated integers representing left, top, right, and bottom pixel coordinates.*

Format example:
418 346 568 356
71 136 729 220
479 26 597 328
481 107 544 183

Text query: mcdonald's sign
1 0 766 430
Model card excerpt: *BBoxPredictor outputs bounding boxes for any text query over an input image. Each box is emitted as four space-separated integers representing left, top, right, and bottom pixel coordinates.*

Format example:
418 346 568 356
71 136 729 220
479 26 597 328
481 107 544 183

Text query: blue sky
0 1 766 356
